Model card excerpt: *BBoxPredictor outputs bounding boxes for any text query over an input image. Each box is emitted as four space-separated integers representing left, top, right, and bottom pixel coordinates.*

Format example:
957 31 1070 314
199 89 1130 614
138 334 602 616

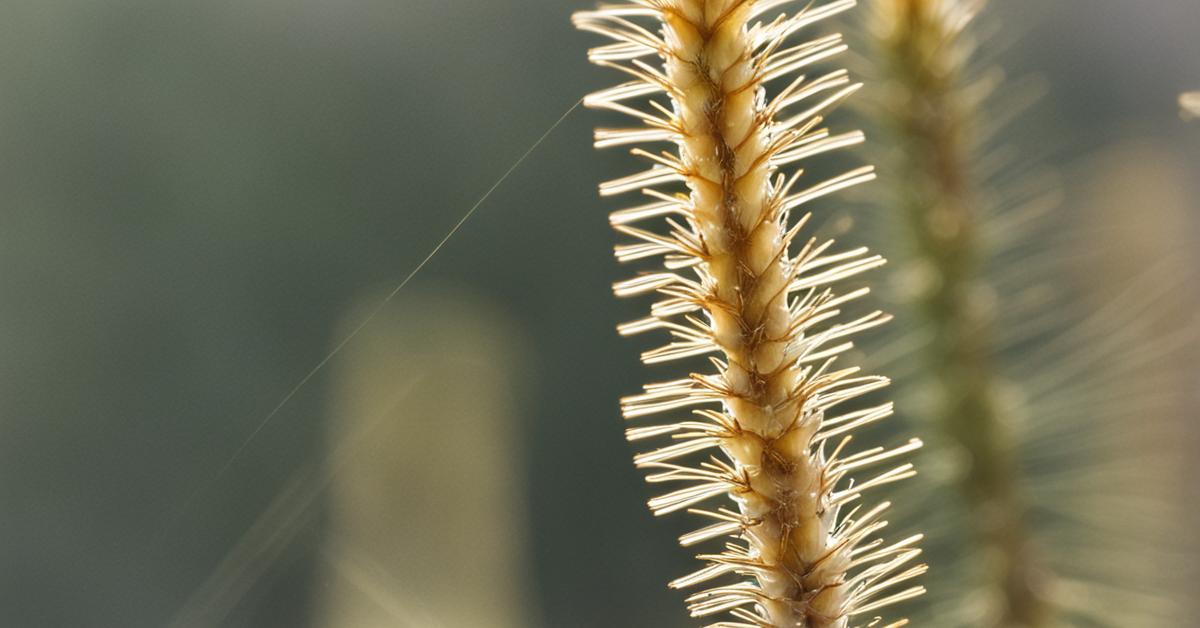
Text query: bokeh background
0 1 1196 627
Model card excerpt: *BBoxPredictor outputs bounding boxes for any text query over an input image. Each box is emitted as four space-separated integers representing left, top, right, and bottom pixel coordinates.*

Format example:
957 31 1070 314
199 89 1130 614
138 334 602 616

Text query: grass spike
576 1 922 625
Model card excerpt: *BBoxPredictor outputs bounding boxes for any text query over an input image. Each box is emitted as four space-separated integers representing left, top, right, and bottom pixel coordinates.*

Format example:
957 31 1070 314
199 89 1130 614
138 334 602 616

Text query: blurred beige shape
1181 91 1200 120
1069 139 1199 621
1082 140 1196 287
316 288 536 628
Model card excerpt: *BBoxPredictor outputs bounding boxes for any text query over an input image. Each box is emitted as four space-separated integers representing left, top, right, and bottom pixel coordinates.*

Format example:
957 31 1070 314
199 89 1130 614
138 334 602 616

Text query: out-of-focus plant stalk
874 1 1049 625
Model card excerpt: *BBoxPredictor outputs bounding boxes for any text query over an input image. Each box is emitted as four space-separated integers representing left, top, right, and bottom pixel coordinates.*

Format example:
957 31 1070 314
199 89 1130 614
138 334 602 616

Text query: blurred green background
0 1 1196 627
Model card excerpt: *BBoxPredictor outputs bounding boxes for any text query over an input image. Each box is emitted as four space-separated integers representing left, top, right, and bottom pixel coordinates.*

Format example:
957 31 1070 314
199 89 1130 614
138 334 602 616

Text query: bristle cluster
575 1 923 625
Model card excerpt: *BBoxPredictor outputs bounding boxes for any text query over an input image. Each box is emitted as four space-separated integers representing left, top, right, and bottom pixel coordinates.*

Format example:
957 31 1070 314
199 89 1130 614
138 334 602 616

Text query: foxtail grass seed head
861 2 1195 626
575 1 924 625
865 1 1050 625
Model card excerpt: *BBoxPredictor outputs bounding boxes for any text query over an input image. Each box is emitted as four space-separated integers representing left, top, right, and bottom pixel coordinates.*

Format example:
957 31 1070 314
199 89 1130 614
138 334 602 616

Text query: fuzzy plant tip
1182 91 1200 120
575 1 925 626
